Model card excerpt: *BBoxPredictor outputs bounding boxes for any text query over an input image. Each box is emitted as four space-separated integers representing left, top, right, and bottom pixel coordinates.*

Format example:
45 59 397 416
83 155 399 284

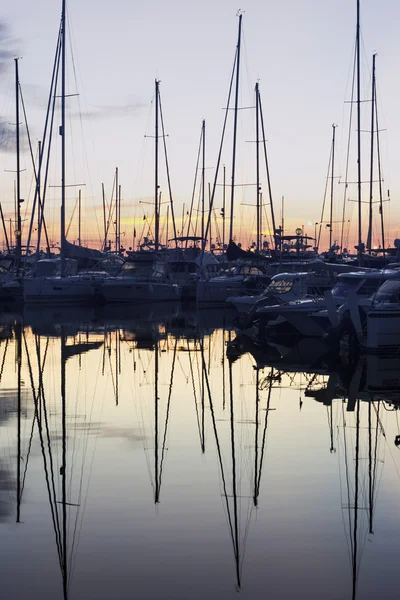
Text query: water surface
0 307 399 599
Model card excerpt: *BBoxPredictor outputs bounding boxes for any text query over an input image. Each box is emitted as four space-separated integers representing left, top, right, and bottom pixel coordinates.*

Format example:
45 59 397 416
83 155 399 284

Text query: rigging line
158 94 177 244
188 339 202 447
336 414 352 563
0 338 10 382
352 399 360 600
202 46 238 259
253 367 259 507
228 353 240 584
186 125 203 241
201 338 237 558
37 27 62 256
255 367 273 500
318 143 333 249
69 347 104 585
368 402 373 533
258 93 276 240
342 401 354 561
68 27 102 245
372 402 380 509
154 341 159 503
24 332 63 567
158 338 178 493
104 172 116 247
33 334 63 554
26 26 61 255
65 193 79 237
340 41 357 250
18 84 45 244
107 345 116 396
194 176 202 238
20 412 37 498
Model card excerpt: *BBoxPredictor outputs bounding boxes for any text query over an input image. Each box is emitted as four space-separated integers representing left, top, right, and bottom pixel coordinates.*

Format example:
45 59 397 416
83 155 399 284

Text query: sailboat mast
78 189 81 246
229 357 240 589
16 321 22 523
352 399 360 600
115 167 119 252
155 80 160 251
201 119 205 247
356 0 362 264
367 54 376 254
154 338 159 503
253 367 259 506
60 0 66 276
255 82 260 250
61 329 68 598
37 141 42 253
102 183 106 250
229 14 242 244
0 203 10 253
329 124 336 250
15 59 22 267
222 165 226 250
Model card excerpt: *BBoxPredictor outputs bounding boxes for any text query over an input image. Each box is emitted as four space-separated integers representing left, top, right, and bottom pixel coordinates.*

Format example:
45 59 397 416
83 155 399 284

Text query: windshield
374 281 400 304
331 279 364 299
267 278 294 294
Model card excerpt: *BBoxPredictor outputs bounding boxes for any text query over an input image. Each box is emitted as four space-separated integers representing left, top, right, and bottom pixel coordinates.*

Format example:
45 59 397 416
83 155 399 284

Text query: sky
1 0 400 251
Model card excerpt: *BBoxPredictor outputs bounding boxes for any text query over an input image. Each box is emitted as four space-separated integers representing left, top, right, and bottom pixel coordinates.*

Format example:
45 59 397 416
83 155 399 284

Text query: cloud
0 21 16 74
73 101 145 121
0 118 16 153
0 116 28 154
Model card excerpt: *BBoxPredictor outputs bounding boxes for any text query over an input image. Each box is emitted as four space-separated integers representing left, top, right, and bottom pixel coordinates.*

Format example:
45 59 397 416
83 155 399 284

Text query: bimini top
168 236 205 242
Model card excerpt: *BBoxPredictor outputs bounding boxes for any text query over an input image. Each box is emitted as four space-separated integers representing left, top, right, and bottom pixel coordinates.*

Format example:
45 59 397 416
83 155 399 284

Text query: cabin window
268 279 293 294
358 279 384 296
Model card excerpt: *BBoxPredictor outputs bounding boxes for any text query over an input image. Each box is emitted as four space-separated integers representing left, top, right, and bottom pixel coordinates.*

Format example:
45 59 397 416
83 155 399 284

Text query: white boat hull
23 277 97 304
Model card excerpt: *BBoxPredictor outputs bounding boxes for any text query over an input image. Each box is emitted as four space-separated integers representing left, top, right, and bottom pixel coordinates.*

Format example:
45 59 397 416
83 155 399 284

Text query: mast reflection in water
0 308 399 599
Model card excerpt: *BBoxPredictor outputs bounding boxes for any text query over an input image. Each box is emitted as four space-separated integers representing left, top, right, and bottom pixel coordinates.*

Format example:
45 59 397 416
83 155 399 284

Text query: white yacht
347 279 400 352
252 268 400 340
98 259 181 304
226 272 315 314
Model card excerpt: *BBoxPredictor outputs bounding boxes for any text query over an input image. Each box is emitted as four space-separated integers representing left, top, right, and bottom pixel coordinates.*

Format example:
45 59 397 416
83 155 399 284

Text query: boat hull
23 277 97 304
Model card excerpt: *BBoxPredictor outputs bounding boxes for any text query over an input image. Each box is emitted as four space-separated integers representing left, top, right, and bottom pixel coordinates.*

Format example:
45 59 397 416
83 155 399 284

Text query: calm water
0 305 399 600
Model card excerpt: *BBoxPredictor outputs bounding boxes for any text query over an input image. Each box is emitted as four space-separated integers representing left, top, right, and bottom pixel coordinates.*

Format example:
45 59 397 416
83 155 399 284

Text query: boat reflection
0 309 399 598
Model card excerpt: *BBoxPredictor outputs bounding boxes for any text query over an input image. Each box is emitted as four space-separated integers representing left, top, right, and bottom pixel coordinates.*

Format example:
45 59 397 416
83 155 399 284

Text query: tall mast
166 204 169 249
102 183 106 250
37 141 42 254
16 321 22 523
255 82 260 250
229 357 240 589
115 167 119 252
201 119 205 247
61 328 68 599
329 124 337 250
15 58 22 268
356 0 362 264
229 13 242 243
119 184 122 251
60 0 66 276
367 54 376 254
154 338 159 503
78 189 81 246
222 165 226 250
155 80 160 251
